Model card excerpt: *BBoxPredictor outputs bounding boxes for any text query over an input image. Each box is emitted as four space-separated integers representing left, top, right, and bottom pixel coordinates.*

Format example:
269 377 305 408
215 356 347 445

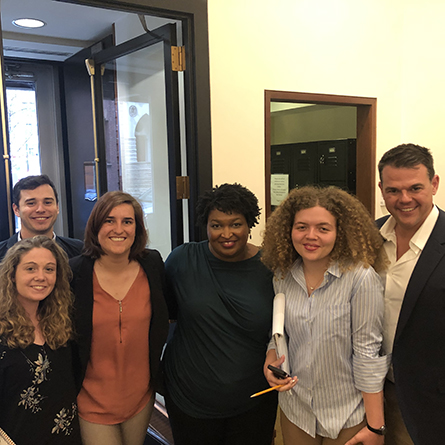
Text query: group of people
0 142 443 445
0 177 169 445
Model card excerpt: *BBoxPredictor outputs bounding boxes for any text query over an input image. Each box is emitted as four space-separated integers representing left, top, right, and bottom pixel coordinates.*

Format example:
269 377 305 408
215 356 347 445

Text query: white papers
272 293 285 336
271 174 289 205
272 293 290 375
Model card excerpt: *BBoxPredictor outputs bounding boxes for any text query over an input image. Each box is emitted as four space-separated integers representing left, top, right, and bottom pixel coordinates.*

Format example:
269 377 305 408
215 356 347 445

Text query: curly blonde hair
261 186 387 276
0 236 74 349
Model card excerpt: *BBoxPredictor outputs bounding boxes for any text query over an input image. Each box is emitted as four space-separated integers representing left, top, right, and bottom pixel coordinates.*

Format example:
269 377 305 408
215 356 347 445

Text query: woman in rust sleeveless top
70 191 169 445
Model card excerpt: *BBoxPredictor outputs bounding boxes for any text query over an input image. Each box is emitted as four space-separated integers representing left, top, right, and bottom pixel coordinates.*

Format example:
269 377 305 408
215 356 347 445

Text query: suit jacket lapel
6 233 19 248
395 209 445 342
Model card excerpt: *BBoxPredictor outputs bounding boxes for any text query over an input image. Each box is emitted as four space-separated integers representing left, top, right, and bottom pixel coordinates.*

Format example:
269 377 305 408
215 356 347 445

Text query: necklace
304 268 326 293
306 275 324 291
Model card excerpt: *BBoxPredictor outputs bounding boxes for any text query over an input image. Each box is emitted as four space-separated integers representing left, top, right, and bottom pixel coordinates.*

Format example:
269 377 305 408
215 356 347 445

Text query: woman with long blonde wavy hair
0 236 81 444
262 186 390 445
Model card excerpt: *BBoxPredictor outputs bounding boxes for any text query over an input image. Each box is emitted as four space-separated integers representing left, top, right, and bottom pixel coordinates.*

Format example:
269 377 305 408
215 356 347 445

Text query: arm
346 268 389 445
345 391 385 445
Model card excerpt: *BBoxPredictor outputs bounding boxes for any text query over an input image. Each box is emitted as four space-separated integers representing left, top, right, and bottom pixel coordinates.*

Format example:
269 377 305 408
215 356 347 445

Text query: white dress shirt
380 205 438 363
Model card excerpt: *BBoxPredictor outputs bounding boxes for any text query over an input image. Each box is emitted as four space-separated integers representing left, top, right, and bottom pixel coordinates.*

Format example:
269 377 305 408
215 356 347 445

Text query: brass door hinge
176 176 190 199
171 46 186 72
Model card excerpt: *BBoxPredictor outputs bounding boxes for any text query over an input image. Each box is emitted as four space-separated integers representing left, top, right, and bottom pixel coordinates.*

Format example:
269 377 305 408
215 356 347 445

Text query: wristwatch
366 423 387 436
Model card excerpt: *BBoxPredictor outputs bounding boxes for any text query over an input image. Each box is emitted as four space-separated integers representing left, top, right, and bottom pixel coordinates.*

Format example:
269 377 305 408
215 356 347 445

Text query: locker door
271 144 291 178
318 139 348 188
292 141 318 189
318 139 356 193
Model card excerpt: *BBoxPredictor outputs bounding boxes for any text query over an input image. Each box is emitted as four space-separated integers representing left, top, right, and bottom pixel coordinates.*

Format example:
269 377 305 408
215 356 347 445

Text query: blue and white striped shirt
272 259 390 439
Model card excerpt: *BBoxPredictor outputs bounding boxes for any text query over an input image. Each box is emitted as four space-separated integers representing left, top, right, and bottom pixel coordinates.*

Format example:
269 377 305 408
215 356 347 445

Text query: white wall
208 0 445 244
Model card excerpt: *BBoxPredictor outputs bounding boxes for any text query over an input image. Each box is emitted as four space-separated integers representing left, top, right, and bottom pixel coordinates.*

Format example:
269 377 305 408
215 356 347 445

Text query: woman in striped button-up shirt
261 186 390 445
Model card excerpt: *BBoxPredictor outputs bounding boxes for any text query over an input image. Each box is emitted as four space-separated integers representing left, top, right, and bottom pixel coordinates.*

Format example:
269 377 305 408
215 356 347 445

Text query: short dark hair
195 183 261 228
378 143 435 181
83 191 148 260
13 174 59 206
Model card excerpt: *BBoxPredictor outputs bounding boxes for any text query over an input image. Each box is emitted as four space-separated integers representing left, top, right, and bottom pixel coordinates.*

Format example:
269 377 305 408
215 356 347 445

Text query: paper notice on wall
271 174 289 205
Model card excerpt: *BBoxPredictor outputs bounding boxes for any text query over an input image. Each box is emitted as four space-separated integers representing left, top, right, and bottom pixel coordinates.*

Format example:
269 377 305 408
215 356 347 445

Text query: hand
263 353 297 392
344 426 384 445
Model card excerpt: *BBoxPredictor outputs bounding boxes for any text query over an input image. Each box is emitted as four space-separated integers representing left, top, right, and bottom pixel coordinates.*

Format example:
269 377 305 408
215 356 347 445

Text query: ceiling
1 0 147 62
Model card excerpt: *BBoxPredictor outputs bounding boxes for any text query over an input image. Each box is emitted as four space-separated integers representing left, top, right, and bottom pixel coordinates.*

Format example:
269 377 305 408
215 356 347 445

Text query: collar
291 257 342 279
17 231 57 241
380 205 439 251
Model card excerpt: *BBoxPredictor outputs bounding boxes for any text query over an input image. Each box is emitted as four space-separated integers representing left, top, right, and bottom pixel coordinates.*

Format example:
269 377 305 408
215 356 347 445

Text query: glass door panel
6 86 40 183
106 41 171 258
93 23 182 260
6 84 40 233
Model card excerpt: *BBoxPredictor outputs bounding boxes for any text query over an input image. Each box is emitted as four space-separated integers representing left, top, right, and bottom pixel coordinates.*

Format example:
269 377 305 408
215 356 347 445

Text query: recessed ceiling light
12 18 46 29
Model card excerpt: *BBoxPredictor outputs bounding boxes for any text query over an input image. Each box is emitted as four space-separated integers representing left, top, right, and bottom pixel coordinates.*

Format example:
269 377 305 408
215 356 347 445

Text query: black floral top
0 340 81 445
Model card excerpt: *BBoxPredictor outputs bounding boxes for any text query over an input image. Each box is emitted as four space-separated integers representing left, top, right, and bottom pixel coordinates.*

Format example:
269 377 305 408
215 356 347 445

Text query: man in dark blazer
0 174 83 261
376 144 445 445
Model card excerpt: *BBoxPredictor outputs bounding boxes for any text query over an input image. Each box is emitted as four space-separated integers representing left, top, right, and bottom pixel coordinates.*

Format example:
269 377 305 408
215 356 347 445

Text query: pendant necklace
304 269 326 294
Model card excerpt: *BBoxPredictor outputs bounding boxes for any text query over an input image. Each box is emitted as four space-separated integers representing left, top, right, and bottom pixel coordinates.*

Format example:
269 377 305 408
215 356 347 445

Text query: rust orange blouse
77 267 152 424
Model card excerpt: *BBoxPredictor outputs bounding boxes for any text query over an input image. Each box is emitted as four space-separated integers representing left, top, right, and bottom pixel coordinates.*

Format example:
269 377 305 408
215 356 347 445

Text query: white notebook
272 293 290 375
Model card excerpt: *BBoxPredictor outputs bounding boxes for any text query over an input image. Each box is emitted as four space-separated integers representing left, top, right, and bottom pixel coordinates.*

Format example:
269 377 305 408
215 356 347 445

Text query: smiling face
379 164 439 236
15 247 57 313
97 203 136 259
207 209 250 262
13 184 59 239
291 206 337 268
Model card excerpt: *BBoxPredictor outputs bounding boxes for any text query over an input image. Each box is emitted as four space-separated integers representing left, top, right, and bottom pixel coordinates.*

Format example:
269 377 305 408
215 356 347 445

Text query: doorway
0 0 212 249
4 60 70 235
63 20 183 258
265 90 376 217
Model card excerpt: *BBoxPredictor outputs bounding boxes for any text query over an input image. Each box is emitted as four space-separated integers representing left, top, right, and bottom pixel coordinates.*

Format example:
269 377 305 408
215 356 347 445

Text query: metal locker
317 139 356 193
292 141 318 189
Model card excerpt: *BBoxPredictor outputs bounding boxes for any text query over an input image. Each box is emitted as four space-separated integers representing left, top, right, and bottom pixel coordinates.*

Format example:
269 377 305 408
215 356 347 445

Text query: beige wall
207 0 445 244
271 105 356 144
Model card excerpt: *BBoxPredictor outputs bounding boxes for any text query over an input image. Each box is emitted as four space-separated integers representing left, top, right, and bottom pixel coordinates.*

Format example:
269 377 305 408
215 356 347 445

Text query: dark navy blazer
377 209 445 444
0 232 83 262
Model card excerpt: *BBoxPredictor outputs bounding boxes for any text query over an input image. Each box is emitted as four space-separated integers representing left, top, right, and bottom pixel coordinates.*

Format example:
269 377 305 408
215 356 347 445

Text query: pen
250 384 285 398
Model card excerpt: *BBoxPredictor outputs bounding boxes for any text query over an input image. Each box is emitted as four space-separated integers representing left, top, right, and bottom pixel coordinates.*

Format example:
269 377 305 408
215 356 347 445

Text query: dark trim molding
265 90 376 217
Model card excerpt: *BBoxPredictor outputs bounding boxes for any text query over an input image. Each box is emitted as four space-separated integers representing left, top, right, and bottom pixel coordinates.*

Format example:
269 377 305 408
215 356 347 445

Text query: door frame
60 0 212 242
265 90 376 217
0 22 13 239
91 22 184 247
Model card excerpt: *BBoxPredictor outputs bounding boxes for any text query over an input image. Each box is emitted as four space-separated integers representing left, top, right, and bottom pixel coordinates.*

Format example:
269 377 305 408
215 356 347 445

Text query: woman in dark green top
163 183 277 445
